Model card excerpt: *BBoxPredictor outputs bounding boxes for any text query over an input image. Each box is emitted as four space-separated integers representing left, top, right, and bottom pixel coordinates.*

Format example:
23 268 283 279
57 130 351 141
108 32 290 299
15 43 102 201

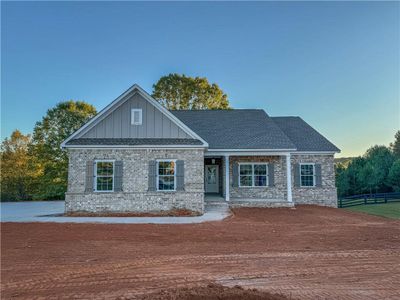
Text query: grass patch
345 202 400 219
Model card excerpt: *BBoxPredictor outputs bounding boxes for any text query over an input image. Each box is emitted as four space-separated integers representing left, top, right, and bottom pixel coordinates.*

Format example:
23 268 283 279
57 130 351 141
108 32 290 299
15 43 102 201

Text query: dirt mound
133 284 290 300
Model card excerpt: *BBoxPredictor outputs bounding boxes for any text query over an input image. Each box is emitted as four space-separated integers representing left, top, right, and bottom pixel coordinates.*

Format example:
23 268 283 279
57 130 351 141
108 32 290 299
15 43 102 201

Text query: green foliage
29 101 96 200
360 146 395 193
336 131 400 197
152 73 230 110
387 160 400 192
0 130 37 201
390 130 400 159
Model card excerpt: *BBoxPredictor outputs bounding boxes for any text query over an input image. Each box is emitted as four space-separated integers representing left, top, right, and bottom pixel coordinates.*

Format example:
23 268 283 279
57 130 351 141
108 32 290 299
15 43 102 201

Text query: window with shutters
157 160 176 191
131 108 142 125
300 163 315 187
94 160 114 192
239 163 268 187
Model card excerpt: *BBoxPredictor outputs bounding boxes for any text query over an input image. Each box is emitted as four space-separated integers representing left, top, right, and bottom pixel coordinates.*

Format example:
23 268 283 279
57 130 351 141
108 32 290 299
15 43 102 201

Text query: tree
360 145 395 194
335 163 350 197
344 156 367 195
30 101 96 200
1 130 37 201
152 73 230 110
390 130 400 159
387 159 400 192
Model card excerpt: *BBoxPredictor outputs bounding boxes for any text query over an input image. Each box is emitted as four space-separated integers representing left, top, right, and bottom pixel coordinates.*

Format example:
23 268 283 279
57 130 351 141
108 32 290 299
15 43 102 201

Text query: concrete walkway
0 201 231 224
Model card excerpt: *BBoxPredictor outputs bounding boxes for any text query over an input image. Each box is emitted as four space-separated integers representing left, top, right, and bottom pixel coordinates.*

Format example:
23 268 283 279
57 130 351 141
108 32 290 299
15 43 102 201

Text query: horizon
2 1 399 158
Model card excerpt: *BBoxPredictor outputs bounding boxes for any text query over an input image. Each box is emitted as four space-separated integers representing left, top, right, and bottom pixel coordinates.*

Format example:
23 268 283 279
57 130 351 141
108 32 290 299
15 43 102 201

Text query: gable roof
171 109 296 150
61 84 208 148
272 116 340 152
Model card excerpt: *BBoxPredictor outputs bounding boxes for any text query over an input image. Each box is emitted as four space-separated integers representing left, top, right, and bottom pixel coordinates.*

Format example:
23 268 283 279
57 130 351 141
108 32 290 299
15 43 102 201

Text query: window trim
94 159 115 192
238 162 268 188
156 159 177 192
131 108 143 125
299 163 316 188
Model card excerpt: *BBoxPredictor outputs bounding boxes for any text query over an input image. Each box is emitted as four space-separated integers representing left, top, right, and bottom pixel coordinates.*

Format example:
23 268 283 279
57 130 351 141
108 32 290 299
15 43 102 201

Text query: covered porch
204 152 294 207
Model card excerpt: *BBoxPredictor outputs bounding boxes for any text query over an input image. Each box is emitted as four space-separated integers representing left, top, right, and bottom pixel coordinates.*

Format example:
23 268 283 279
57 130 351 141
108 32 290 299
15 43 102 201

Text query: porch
204 153 294 207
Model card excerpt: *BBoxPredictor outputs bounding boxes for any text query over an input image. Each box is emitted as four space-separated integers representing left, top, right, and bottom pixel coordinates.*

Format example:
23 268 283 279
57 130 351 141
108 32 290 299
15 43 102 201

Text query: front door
205 165 219 193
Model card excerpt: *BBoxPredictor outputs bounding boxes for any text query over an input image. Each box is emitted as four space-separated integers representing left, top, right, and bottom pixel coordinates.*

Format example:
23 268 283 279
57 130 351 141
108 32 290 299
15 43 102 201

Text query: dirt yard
1 206 400 299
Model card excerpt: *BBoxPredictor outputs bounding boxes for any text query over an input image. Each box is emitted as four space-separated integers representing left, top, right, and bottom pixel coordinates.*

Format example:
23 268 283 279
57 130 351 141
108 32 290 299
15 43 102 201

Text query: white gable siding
81 93 191 139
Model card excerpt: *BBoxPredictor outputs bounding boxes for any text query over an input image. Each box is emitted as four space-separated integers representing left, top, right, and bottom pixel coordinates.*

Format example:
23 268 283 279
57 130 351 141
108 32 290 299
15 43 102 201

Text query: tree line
335 131 400 197
1 74 230 201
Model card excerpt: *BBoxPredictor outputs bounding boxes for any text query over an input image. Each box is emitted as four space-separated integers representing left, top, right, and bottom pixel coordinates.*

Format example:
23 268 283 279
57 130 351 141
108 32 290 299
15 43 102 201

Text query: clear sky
1 1 399 157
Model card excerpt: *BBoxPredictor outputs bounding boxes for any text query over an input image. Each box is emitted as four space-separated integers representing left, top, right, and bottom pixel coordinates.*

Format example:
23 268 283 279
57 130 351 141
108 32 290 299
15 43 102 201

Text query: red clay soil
135 283 290 300
1 206 400 300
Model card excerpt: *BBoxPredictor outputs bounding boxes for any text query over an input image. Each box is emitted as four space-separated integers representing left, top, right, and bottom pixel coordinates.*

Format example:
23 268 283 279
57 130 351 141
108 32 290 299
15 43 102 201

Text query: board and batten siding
81 92 191 139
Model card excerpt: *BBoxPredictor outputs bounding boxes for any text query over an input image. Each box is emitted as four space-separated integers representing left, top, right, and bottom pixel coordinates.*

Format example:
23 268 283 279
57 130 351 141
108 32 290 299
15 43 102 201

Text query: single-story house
61 84 340 214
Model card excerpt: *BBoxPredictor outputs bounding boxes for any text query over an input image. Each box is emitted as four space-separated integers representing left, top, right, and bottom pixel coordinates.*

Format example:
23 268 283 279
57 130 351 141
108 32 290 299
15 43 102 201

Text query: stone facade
291 154 337 207
66 149 337 213
229 156 287 200
218 154 337 207
65 148 205 214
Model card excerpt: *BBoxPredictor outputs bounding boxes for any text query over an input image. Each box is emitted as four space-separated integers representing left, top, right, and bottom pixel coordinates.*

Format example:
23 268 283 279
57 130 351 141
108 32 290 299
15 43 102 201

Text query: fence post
385 193 387 203
364 196 367 205
339 198 342 208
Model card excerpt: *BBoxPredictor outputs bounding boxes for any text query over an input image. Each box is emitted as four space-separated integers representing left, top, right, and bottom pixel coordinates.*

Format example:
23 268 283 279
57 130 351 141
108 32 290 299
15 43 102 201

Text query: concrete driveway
0 201 230 224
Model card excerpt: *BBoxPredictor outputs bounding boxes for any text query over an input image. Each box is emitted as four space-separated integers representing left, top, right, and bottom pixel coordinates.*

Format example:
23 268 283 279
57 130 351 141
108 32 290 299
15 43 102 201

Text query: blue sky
1 1 399 157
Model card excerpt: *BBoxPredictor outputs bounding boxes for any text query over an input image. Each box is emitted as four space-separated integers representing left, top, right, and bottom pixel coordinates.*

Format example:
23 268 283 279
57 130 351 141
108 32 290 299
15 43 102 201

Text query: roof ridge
169 109 265 112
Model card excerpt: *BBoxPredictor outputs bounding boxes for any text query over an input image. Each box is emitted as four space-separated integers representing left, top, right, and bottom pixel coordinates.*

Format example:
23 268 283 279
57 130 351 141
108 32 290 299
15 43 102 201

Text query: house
61 84 340 214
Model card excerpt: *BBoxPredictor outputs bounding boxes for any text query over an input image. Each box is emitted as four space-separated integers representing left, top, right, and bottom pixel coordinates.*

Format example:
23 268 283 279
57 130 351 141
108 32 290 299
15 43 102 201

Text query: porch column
286 153 293 203
225 155 230 202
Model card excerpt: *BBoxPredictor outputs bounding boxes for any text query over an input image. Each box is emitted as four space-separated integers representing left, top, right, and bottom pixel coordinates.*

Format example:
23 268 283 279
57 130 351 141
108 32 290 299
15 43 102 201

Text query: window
300 164 315 187
157 160 176 191
131 109 142 125
95 160 114 191
239 163 268 187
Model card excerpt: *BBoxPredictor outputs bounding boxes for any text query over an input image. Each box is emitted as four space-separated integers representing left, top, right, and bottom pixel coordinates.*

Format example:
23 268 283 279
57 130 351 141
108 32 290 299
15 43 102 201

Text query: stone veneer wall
65 148 205 214
222 154 337 207
229 156 287 200
291 154 337 207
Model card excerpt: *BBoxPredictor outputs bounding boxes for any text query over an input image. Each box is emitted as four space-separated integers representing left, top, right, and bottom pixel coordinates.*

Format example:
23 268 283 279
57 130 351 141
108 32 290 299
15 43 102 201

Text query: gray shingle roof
272 117 340 152
66 138 203 146
171 109 296 150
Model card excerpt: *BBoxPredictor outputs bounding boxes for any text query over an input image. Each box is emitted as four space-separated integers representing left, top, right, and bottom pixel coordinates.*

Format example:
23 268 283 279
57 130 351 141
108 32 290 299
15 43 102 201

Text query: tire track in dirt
2 207 400 299
2 249 400 299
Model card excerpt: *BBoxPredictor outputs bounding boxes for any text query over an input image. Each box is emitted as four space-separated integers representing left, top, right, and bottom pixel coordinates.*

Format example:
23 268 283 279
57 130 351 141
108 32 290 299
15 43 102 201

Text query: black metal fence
339 192 400 208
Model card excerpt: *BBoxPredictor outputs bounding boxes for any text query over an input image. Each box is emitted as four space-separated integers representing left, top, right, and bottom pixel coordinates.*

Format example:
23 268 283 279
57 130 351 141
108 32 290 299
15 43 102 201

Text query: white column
225 155 230 202
286 153 293 203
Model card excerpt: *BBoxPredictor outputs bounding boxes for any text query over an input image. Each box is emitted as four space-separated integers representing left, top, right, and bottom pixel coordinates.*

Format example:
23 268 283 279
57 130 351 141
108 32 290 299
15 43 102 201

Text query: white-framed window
157 160 176 191
300 163 315 187
94 160 114 192
239 163 268 187
131 108 142 125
